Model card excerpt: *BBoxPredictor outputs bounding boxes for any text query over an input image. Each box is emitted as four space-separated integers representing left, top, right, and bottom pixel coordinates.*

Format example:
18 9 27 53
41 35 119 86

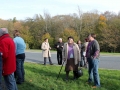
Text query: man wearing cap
0 28 18 90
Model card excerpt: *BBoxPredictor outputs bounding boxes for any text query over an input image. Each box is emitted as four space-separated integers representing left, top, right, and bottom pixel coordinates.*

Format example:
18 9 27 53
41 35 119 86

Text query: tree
60 28 79 43
41 33 54 47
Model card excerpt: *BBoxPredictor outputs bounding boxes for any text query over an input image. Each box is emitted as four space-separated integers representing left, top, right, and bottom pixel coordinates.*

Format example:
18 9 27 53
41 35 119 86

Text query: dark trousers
57 51 62 65
44 57 53 65
15 53 25 84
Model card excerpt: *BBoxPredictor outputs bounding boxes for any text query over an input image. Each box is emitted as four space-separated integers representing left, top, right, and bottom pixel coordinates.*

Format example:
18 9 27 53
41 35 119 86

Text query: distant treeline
0 10 120 52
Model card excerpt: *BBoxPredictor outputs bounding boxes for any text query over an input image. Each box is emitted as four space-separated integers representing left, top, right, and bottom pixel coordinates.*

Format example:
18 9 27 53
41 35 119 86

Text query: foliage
41 33 54 47
60 28 79 43
17 62 120 90
1 11 120 52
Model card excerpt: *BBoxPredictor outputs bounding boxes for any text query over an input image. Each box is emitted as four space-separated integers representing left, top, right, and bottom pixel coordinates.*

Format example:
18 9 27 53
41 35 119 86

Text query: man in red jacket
0 28 18 90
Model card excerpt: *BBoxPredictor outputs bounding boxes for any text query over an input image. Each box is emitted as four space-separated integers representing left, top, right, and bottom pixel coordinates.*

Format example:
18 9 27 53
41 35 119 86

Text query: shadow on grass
24 63 120 90
18 80 46 90
25 58 44 64
25 64 66 80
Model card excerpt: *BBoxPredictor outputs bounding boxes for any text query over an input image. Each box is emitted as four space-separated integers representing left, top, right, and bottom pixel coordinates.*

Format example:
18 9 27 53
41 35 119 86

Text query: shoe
50 64 53 65
64 77 69 81
73 78 77 80
86 81 92 84
91 86 97 88
22 80 25 82
16 82 22 84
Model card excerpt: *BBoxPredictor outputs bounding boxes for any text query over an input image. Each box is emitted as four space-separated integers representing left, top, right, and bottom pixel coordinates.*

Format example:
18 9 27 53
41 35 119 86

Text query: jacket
41 42 51 57
0 34 16 75
55 42 64 52
13 36 26 55
87 40 100 59
62 42 81 65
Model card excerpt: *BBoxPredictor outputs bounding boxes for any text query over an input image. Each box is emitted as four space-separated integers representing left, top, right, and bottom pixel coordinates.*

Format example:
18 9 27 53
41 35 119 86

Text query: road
25 51 120 70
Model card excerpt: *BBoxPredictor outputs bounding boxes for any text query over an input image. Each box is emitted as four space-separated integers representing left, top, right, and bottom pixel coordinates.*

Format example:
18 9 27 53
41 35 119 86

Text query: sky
0 0 120 20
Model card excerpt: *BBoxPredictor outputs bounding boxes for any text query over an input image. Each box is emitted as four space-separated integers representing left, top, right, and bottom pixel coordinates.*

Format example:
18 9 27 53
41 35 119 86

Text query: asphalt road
25 51 120 70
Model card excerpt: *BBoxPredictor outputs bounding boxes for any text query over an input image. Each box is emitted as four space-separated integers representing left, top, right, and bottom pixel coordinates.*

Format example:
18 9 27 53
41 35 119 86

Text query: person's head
77 40 81 44
13 30 20 37
85 38 89 42
68 36 74 44
0 28 8 36
59 38 62 43
88 33 96 42
44 38 48 42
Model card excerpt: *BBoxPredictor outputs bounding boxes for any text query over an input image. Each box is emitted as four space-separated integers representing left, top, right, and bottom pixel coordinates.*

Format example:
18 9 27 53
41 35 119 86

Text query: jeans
4 73 18 90
16 54 25 83
87 58 100 87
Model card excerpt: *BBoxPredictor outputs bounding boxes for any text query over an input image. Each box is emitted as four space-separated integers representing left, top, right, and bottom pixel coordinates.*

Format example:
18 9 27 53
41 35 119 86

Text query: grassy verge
100 52 120 56
18 62 120 90
26 49 120 56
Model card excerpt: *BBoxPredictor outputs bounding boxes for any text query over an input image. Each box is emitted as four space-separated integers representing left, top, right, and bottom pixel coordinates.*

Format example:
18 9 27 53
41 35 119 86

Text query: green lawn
18 62 120 90
26 49 120 56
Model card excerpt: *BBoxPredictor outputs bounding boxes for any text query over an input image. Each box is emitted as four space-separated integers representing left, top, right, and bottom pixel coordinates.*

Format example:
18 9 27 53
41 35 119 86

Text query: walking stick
56 60 65 80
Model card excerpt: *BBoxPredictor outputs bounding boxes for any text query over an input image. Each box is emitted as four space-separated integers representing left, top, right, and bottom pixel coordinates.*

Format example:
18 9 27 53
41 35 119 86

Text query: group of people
41 34 100 88
0 28 26 90
0 27 100 89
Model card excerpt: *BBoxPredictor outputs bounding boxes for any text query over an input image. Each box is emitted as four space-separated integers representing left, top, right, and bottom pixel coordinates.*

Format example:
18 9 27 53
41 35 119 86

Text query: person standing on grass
0 28 18 90
62 36 80 80
83 38 89 68
77 40 84 67
13 30 26 84
55 38 64 65
86 33 100 88
41 38 53 65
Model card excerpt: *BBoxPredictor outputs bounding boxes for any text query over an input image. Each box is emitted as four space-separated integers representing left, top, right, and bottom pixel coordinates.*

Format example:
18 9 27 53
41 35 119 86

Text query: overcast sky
0 0 120 20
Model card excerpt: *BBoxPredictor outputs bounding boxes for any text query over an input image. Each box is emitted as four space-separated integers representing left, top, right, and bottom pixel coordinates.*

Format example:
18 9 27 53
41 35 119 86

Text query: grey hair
0 28 8 36
59 38 62 41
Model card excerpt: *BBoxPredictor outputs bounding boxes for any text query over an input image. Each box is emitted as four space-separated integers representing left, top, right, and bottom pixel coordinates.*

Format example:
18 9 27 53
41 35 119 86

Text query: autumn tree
60 28 79 43
41 33 54 48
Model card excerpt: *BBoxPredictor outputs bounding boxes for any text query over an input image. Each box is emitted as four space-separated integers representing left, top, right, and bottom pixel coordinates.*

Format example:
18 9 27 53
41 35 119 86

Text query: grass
18 62 120 90
100 52 120 56
26 49 120 56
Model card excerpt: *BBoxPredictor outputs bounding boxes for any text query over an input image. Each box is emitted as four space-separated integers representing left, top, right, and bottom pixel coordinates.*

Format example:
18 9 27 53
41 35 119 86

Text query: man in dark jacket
55 38 64 65
0 28 18 90
86 33 100 88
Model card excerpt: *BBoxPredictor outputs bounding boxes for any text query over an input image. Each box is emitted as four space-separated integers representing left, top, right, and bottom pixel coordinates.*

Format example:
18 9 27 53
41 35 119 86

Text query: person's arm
76 44 81 62
62 43 66 61
0 41 9 60
41 43 47 50
24 41 26 49
93 40 100 58
41 43 45 50
13 39 17 53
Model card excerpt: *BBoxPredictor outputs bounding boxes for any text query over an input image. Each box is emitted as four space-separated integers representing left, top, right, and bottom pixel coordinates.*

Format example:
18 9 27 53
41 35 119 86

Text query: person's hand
49 47 51 49
57 45 59 48
43 49 47 51
63 58 66 61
